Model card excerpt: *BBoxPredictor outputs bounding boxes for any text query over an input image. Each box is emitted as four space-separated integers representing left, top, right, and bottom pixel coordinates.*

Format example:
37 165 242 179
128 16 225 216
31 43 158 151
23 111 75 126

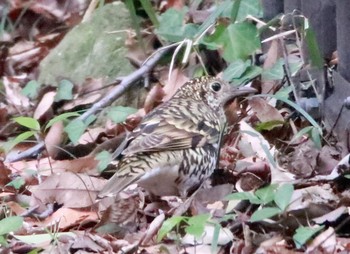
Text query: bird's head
174 76 256 110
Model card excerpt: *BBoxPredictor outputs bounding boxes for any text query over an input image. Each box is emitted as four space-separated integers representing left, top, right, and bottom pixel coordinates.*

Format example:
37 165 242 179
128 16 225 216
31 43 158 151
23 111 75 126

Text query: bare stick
5 45 174 163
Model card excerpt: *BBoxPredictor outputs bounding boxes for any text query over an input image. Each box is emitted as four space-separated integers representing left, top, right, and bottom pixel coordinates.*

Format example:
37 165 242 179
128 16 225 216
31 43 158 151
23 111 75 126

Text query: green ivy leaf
225 192 262 204
95 151 113 172
223 59 249 81
274 184 294 211
64 119 86 144
185 214 211 238
293 226 324 248
231 66 262 85
250 207 281 222
21 80 41 99
6 177 25 190
0 216 23 235
255 184 278 204
223 0 262 21
55 79 74 102
107 106 137 124
156 7 198 42
218 22 261 62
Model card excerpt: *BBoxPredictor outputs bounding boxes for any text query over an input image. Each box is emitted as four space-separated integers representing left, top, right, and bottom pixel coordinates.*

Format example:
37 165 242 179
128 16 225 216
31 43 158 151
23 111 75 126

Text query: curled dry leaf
29 207 99 231
33 91 56 120
45 121 64 157
249 97 284 123
29 172 106 208
141 213 165 245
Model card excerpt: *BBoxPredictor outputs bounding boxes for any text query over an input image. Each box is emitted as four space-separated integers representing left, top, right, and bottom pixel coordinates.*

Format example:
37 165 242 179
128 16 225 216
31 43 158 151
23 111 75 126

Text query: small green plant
0 216 24 246
157 213 211 242
226 183 294 222
293 225 324 249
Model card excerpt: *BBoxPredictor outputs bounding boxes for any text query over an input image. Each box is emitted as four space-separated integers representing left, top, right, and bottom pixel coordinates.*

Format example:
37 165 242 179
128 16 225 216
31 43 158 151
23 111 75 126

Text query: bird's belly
138 165 182 196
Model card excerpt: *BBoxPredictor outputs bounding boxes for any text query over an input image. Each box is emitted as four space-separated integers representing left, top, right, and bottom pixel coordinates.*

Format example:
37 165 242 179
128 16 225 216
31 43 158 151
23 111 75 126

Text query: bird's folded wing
122 115 221 155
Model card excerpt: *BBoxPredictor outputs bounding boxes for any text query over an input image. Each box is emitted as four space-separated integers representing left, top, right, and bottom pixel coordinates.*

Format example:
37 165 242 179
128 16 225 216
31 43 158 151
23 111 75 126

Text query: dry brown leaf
140 213 165 245
249 97 284 123
45 121 64 157
29 207 99 231
78 127 105 144
161 69 189 101
33 91 56 120
261 39 283 94
6 155 99 176
3 76 31 111
143 83 165 113
29 172 106 208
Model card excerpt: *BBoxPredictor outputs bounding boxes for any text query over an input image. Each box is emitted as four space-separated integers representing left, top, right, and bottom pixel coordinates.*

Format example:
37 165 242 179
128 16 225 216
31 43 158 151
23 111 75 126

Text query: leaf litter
0 0 349 253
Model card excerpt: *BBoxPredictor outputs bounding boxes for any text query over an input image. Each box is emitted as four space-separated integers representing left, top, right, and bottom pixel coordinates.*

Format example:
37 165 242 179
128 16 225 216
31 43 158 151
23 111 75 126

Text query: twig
5 45 175 163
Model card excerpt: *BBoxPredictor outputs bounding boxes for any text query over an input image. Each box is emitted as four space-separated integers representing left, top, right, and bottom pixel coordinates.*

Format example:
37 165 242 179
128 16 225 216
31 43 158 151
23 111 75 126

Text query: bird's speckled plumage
98 76 254 198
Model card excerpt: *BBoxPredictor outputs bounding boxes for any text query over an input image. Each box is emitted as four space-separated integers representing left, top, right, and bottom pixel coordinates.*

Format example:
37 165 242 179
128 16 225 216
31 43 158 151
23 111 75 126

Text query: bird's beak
233 86 257 97
223 86 257 105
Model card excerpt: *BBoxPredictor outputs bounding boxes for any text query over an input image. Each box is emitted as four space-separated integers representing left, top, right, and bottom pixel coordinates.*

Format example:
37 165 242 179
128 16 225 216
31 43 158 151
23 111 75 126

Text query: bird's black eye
210 82 222 92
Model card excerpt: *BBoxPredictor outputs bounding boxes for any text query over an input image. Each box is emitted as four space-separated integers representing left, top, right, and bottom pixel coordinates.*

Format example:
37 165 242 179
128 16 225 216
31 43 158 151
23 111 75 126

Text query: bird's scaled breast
136 146 217 197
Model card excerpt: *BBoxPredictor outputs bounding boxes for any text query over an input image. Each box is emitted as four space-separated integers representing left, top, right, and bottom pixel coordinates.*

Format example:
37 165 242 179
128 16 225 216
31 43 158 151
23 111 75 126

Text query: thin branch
5 45 175 163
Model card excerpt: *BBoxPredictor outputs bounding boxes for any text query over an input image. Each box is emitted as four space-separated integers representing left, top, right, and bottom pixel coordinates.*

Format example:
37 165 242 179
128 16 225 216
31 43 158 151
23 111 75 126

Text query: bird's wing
122 99 222 156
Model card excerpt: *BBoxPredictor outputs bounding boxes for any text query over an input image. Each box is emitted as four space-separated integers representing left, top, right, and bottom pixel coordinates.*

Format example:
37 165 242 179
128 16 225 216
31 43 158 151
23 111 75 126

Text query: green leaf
262 58 285 81
250 207 281 222
13 232 76 245
156 7 198 42
54 79 73 102
223 59 249 81
185 214 211 238
45 112 80 130
95 151 113 172
196 0 231 37
0 216 23 235
231 66 262 85
1 131 35 153
225 192 262 204
13 117 40 131
255 120 284 132
274 184 294 211
64 119 86 144
140 0 159 27
6 177 25 190
255 184 278 204
305 27 323 69
125 0 144 49
221 22 260 61
21 80 41 99
223 0 262 21
255 94 322 134
211 223 221 254
157 216 184 242
293 226 324 248
107 106 137 124
311 126 322 150
0 235 6 246
230 0 241 23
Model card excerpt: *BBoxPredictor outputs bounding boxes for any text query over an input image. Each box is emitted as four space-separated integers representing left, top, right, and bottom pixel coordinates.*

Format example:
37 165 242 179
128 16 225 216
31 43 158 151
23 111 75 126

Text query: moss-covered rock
38 2 134 86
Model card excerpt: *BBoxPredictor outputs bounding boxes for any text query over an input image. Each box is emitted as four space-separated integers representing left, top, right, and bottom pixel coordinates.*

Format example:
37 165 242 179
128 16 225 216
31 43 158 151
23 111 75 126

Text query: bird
98 76 255 199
